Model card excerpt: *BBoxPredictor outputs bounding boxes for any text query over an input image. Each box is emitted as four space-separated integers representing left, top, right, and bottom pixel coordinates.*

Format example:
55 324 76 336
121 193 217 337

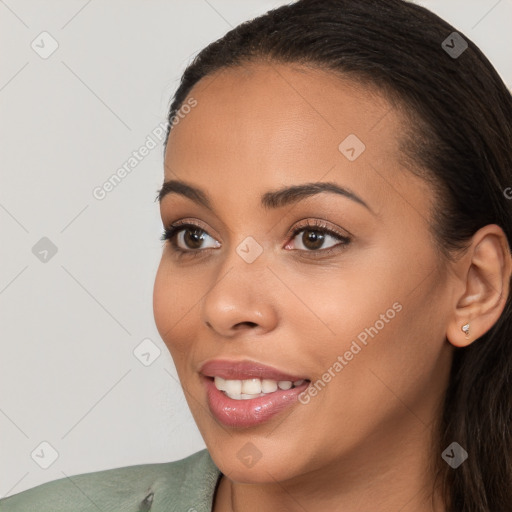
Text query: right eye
160 222 221 254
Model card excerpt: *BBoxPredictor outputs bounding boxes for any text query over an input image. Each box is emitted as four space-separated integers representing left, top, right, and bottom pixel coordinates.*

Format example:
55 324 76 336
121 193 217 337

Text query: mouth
199 359 312 427
210 375 309 400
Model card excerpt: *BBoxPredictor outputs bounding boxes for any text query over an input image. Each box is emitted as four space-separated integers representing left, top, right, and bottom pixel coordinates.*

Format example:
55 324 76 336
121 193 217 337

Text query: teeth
214 376 227 391
214 376 307 399
223 379 242 395
241 378 261 394
261 379 278 393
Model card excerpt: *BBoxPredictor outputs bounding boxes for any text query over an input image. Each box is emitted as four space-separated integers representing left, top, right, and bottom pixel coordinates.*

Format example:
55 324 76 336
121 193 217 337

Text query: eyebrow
156 179 375 214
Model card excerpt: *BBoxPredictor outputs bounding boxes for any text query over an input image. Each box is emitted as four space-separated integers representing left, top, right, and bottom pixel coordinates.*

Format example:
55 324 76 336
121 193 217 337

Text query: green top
0 449 222 511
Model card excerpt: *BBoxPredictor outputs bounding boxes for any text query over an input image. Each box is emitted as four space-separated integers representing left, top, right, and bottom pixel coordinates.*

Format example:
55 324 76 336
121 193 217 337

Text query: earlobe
447 319 475 348
446 224 512 348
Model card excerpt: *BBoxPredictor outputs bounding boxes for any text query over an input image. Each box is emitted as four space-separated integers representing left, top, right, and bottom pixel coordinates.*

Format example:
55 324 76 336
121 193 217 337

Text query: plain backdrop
1 0 511 498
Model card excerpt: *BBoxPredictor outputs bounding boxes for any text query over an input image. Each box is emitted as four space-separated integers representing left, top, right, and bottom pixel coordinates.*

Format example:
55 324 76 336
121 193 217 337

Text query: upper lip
200 359 309 382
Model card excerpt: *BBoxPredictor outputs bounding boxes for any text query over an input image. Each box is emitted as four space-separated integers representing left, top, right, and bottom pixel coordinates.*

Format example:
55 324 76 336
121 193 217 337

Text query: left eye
287 227 347 251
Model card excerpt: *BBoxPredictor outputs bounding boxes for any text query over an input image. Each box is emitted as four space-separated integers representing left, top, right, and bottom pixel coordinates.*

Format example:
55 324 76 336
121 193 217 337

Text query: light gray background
1 0 511 498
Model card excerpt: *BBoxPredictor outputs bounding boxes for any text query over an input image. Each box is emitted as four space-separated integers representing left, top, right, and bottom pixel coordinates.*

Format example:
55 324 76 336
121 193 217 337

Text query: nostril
236 321 258 328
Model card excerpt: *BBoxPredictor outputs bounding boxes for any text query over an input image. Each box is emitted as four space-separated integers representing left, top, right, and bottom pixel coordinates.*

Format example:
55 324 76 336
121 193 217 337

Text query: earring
461 323 470 338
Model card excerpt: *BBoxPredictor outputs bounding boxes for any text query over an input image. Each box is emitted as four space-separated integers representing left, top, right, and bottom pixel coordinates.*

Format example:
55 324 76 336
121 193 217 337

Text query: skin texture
153 63 511 512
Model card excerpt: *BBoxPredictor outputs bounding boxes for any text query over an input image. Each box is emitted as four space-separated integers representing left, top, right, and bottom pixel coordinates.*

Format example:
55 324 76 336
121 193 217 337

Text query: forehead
169 62 395 148
164 62 431 219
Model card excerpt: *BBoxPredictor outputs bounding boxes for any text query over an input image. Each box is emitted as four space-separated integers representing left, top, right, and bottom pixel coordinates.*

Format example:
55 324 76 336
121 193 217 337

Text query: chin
207 442 309 484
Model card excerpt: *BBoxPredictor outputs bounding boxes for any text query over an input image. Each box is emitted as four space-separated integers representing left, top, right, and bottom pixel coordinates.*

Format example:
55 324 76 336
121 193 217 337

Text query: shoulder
0 449 221 512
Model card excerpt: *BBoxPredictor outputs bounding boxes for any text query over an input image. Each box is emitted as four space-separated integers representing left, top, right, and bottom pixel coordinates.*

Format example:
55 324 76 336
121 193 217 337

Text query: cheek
291 261 401 347
317 269 450 428
296 245 446 391
373 280 451 379
153 260 195 356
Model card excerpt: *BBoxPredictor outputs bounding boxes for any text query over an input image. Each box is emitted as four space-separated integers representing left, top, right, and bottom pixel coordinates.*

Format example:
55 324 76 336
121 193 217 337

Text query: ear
446 224 512 348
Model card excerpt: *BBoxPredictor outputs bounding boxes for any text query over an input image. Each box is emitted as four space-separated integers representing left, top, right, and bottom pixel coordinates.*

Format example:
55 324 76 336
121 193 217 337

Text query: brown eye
181 227 207 250
161 223 221 252
289 226 349 252
299 229 327 250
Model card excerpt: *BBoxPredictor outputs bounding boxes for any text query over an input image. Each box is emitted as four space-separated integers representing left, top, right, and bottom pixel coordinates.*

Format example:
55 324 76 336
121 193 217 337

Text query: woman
2 0 511 510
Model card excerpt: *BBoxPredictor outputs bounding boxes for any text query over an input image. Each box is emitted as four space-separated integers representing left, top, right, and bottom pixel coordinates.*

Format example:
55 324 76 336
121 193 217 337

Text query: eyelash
159 219 352 260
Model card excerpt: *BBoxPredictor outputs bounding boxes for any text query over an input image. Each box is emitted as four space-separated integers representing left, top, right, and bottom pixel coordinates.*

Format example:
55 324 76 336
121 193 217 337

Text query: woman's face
153 63 455 483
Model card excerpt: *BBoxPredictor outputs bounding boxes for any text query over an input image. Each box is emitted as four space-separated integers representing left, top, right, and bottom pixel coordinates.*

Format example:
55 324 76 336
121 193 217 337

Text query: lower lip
203 376 310 428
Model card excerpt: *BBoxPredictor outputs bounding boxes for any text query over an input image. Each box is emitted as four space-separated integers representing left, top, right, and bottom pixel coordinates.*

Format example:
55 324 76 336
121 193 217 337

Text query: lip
199 359 311 428
199 359 309 381
202 375 310 428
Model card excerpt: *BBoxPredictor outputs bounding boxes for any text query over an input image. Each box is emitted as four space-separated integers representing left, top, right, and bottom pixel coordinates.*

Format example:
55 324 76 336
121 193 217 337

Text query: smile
214 376 307 400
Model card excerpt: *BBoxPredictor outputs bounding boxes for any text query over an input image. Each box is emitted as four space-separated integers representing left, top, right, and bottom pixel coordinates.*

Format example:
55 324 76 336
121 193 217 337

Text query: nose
201 260 279 338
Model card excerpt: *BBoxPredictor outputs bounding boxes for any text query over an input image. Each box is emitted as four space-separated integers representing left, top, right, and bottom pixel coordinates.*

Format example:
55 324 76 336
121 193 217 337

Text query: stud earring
461 322 470 338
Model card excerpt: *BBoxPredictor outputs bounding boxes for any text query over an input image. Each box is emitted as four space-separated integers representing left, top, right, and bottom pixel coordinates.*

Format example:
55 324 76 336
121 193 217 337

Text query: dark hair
164 1 512 510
